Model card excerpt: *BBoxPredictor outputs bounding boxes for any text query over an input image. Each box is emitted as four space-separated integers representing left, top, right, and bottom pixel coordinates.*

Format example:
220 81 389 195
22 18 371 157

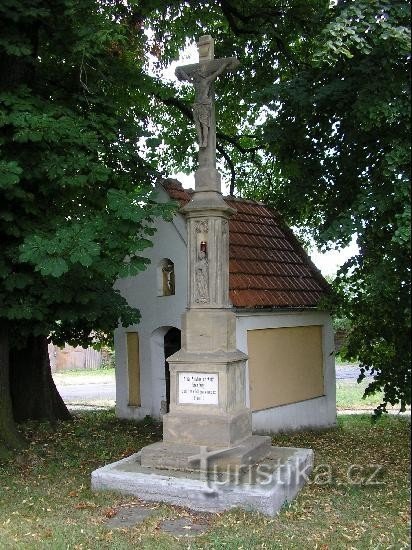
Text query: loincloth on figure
193 101 211 126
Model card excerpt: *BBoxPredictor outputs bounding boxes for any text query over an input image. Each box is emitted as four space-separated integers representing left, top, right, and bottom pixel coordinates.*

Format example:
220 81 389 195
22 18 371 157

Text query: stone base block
140 435 272 471
180 309 238 353
91 446 314 517
163 409 252 446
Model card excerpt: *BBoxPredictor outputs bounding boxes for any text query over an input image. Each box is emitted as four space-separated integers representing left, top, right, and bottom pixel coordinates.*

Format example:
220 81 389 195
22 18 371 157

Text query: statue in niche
162 260 175 296
195 250 209 303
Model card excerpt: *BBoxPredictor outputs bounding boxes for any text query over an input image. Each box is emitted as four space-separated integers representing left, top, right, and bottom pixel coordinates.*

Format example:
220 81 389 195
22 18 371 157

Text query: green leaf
118 256 150 278
37 257 69 277
0 160 22 188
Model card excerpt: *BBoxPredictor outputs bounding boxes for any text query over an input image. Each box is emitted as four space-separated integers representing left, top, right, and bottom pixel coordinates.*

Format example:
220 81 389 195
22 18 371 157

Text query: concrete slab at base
91 446 314 517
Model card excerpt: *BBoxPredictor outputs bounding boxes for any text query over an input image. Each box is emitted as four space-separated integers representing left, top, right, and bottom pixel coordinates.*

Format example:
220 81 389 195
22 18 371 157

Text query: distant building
114 180 336 433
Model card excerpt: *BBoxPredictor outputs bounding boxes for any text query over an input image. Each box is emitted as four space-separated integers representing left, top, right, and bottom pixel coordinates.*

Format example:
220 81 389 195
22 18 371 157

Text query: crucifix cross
175 36 239 173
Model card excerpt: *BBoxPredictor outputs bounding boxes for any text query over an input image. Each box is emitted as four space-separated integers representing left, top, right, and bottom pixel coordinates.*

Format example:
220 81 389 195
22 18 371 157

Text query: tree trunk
0 322 25 458
10 335 71 423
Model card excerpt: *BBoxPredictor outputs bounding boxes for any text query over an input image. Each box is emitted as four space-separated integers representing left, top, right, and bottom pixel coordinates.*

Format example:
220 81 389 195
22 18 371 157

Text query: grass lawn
0 412 410 549
336 379 386 410
336 379 411 412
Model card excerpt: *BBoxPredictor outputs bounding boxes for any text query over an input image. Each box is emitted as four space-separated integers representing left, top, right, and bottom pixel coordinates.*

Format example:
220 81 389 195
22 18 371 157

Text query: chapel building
114 179 336 433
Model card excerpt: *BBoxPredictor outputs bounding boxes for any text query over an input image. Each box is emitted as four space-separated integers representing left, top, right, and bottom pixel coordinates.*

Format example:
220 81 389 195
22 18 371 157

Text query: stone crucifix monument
92 35 314 516
145 36 267 461
175 35 238 197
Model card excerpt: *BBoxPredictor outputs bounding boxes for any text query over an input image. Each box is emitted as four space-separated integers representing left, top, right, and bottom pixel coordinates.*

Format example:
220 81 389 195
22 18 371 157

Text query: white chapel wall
114 187 187 420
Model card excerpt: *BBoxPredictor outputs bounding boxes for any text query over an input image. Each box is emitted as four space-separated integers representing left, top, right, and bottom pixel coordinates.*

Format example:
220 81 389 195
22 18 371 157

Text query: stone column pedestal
164 350 251 447
162 308 249 447
139 305 272 471
140 180 273 471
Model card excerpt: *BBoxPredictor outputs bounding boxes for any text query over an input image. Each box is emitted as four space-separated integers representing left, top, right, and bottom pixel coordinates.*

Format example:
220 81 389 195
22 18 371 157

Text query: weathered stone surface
140 435 271 471
180 309 237 352
105 505 155 528
163 409 252 447
167 353 248 414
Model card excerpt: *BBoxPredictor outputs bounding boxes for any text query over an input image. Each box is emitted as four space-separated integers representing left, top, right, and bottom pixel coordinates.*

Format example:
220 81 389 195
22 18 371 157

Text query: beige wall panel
127 332 141 407
247 326 324 411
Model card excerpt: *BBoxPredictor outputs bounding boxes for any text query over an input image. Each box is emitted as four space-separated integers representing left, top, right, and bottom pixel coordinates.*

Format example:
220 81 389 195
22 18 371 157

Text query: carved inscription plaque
178 372 219 405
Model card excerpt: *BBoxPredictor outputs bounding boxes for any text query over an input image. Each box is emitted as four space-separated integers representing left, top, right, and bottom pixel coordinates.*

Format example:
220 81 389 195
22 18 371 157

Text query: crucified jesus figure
175 55 239 149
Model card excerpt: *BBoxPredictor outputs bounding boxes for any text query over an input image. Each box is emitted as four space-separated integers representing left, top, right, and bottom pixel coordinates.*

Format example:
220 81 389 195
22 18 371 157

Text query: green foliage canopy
260 0 411 415
0 0 176 349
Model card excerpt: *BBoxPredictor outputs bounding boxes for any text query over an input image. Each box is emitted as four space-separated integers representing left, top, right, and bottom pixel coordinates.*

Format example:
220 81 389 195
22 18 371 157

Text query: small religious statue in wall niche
162 260 175 296
175 36 239 149
195 249 209 303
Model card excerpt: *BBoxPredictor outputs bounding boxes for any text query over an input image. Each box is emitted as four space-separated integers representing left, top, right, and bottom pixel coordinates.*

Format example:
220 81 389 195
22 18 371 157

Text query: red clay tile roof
162 179 329 309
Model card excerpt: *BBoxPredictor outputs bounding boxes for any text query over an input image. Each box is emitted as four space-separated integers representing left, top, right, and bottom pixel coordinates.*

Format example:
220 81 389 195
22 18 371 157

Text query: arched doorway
163 328 181 412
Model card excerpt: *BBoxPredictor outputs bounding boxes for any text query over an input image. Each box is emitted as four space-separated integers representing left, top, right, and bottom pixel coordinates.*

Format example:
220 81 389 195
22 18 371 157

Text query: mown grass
336 379 384 410
336 379 411 412
0 411 410 549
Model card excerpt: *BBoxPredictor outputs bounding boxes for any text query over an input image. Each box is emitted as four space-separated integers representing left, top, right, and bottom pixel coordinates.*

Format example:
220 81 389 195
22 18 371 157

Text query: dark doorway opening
164 328 181 413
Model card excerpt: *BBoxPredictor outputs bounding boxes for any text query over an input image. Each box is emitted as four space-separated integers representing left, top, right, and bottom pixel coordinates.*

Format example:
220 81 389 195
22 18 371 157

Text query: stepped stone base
91 446 314 517
163 409 253 447
140 435 272 471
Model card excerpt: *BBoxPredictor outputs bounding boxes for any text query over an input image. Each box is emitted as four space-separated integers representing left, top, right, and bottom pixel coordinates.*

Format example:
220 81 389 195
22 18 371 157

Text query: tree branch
156 94 193 120
218 0 283 36
217 0 296 66
216 131 264 154
217 143 236 195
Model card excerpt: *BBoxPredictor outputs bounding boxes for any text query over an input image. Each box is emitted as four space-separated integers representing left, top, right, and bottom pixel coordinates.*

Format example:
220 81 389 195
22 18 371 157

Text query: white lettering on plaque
178 372 219 405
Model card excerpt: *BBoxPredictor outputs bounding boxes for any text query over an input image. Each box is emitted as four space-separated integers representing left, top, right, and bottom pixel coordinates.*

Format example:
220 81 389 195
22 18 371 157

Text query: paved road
57 382 116 402
335 364 371 380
